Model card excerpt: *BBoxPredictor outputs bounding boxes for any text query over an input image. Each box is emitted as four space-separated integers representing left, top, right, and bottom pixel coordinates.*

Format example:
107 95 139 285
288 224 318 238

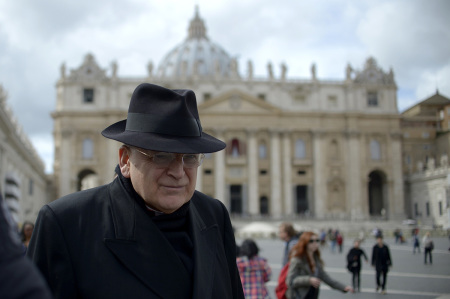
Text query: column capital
211 127 226 135
390 131 403 140
345 130 360 138
312 130 326 138
246 127 258 135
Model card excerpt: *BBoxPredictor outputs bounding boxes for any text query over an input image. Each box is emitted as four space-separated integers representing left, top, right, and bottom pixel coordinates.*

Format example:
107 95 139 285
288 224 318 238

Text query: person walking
286 231 353 299
422 231 434 264
236 239 272 299
329 229 337 253
346 239 368 292
371 235 392 295
336 231 344 253
279 222 299 266
412 228 421 254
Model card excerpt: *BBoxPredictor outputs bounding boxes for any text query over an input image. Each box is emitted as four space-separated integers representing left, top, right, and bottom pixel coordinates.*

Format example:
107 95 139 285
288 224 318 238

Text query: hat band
125 112 202 137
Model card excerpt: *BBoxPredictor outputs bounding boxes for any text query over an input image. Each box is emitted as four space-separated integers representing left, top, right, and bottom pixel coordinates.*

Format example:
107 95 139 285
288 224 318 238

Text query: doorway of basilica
368 170 387 218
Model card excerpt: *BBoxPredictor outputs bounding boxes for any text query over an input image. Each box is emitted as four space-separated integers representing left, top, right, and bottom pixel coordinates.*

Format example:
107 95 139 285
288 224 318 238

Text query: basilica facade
52 9 405 220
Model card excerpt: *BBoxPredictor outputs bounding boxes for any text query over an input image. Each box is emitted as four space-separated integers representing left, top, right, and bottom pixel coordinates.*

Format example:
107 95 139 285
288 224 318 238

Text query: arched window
295 139 306 159
258 142 267 159
82 138 94 159
370 139 381 160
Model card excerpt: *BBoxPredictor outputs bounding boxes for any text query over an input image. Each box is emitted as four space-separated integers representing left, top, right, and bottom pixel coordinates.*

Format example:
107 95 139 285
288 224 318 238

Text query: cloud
0 0 449 173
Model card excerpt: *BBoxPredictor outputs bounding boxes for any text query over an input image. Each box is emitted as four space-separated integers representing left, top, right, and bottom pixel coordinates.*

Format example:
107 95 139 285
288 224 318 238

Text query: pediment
68 53 107 82
198 89 280 115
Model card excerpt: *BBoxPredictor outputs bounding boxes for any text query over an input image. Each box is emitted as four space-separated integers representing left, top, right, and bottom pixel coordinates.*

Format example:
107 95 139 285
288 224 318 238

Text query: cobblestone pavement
236 236 450 299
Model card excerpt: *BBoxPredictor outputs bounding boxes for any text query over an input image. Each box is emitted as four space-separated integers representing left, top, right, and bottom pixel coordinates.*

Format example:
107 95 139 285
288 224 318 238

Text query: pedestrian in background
279 222 299 266
371 235 392 295
336 231 343 253
328 229 337 253
319 229 327 247
0 191 52 299
422 231 434 264
20 220 34 250
412 228 421 254
346 239 368 292
236 239 272 299
286 231 353 299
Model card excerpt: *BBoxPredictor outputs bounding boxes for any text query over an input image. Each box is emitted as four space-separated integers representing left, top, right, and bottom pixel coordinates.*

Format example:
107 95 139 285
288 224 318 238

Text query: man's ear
119 145 131 178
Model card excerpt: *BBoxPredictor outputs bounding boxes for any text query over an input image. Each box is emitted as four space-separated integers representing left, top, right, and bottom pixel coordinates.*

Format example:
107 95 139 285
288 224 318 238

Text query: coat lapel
189 200 219 298
104 179 191 298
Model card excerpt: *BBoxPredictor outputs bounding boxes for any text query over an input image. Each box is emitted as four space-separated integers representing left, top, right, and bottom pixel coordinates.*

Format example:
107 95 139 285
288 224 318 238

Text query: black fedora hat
102 83 225 153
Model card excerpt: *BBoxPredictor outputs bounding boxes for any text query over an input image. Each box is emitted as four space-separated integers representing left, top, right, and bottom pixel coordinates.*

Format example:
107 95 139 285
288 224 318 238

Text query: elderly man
27 83 244 299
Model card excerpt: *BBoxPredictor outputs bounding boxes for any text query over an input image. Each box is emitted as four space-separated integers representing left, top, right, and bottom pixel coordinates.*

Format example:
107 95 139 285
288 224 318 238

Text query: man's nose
167 156 185 177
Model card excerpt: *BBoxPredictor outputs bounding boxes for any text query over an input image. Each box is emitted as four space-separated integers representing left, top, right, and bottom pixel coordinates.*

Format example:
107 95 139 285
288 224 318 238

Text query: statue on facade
346 63 353 80
311 63 316 80
111 61 118 78
267 62 274 80
280 63 287 80
247 60 253 80
230 58 238 77
60 62 66 79
147 61 153 77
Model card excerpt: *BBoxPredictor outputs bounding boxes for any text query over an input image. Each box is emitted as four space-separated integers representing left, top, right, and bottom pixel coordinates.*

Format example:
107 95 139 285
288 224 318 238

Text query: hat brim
102 120 226 154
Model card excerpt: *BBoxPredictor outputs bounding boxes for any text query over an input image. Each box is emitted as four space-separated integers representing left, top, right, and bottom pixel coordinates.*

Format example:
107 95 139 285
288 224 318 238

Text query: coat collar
104 178 218 298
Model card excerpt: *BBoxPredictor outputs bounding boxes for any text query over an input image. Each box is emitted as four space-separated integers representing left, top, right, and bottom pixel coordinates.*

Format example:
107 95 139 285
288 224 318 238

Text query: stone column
247 129 259 215
346 131 363 220
282 131 292 215
214 129 226 206
270 129 282 217
60 130 73 197
390 132 405 219
312 131 325 218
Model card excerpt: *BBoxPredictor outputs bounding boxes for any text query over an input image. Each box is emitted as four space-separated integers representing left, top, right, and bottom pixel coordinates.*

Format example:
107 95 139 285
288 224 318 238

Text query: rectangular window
230 185 242 214
328 95 337 107
367 92 378 107
83 88 94 103
439 201 443 216
426 202 430 216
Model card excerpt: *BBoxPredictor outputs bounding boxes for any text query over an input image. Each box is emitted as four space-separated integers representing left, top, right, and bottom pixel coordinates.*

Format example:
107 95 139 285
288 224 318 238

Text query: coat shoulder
47 183 111 215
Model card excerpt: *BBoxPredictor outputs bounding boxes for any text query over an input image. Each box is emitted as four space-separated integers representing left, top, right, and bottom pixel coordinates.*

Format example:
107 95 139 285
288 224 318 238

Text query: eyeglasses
309 239 320 243
133 148 205 168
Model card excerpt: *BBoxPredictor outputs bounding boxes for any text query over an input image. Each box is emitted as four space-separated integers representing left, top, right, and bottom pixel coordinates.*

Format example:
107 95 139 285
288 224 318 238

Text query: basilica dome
156 7 235 78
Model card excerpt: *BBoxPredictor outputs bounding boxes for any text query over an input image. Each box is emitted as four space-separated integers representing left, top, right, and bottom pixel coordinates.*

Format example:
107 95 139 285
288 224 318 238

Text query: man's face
119 146 198 214
377 237 383 246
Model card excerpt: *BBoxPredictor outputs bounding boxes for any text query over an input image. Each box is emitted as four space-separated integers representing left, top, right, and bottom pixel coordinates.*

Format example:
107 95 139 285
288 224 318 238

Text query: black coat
371 244 392 271
27 177 244 299
346 248 368 271
0 194 52 299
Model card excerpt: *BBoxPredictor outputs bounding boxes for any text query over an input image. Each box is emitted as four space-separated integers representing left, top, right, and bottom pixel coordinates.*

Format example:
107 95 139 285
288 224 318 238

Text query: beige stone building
52 9 405 220
402 91 450 228
0 84 50 225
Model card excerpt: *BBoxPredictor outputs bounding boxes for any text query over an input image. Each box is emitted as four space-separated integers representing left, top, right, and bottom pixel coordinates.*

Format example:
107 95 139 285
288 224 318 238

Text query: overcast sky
0 0 449 174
